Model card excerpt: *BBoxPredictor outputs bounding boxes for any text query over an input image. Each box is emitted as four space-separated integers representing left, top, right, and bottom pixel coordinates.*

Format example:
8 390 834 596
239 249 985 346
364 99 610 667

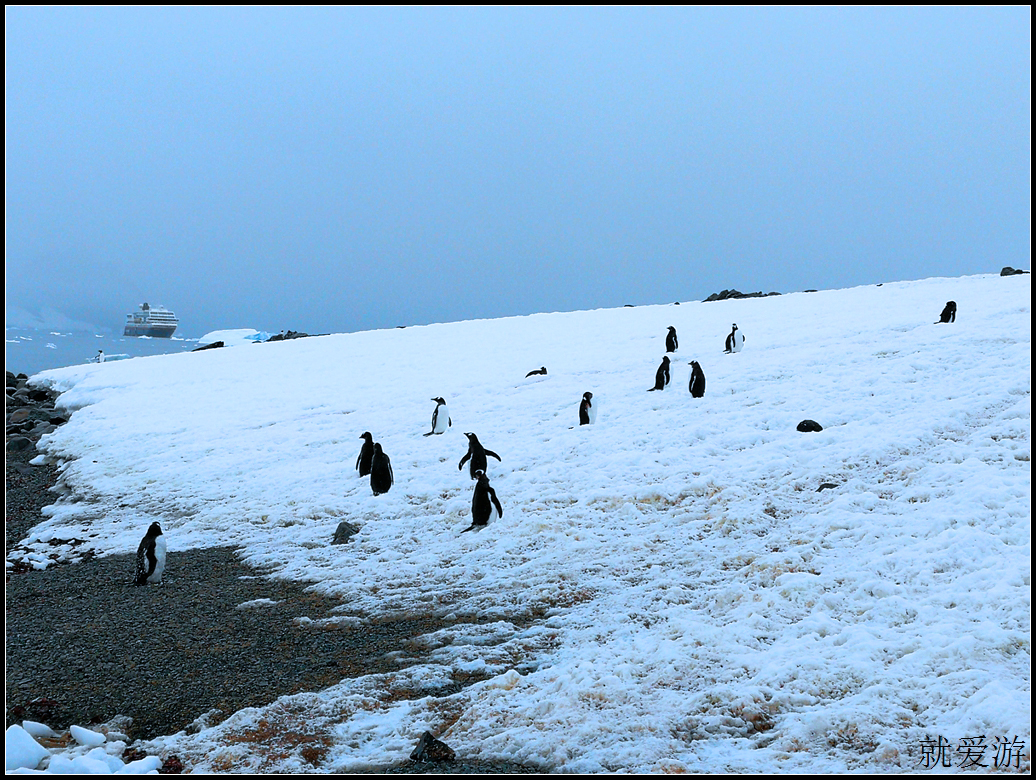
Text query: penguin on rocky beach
134 522 167 586
424 397 452 436
648 356 671 391
458 433 502 479
462 470 503 532
356 432 375 477
370 443 394 495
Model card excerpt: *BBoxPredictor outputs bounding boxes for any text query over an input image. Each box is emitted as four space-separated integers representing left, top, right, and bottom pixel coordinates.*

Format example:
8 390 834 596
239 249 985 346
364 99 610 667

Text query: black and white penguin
356 432 375 477
462 470 503 532
936 301 957 323
526 367 547 377
424 397 452 436
96 350 105 364
724 324 745 353
134 522 167 586
648 356 671 391
666 326 678 353
579 392 594 425
370 442 394 495
688 360 706 398
458 433 502 479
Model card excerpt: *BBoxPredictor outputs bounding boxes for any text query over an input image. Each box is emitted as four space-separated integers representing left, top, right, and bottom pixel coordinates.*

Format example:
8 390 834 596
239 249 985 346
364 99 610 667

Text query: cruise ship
124 303 179 338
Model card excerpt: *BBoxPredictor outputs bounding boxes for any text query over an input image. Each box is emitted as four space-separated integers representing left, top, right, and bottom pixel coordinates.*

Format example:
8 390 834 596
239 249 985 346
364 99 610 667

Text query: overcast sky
6 6 1030 336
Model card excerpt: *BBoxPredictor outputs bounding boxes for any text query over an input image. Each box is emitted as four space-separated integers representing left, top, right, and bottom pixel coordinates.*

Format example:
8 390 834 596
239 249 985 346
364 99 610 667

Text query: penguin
666 326 678 353
134 522 167 586
648 356 671 391
462 470 503 532
688 360 706 398
96 350 105 364
370 442 394 495
424 397 452 436
724 324 745 353
936 301 957 324
458 432 502 479
356 432 375 477
579 392 594 425
526 367 547 377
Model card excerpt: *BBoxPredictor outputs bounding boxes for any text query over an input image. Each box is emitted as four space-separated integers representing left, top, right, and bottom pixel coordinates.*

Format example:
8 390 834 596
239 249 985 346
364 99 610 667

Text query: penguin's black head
432 397 445 405
668 326 676 332
148 521 162 537
360 431 372 441
373 442 383 454
662 356 670 364
583 392 593 400
464 432 477 442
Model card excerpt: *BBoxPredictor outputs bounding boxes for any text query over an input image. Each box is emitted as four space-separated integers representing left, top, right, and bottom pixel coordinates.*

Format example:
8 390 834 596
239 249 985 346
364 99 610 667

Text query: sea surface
6 327 201 377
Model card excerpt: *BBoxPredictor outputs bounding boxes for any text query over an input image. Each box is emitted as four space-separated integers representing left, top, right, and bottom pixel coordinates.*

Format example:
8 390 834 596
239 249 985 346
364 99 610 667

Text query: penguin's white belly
589 397 599 424
432 406 450 434
149 536 168 584
731 334 744 352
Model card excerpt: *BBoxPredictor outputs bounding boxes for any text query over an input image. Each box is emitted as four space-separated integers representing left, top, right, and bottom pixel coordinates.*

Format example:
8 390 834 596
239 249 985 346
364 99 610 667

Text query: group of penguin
357 408 503 532
645 322 744 399
131 301 959 583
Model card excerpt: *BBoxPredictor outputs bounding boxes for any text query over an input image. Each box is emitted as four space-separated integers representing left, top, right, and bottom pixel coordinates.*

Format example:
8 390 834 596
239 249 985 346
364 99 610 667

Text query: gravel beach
6 424 542 773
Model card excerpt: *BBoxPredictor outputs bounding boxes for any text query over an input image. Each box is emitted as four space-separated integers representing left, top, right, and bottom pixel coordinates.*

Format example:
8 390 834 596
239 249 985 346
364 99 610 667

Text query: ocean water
6 327 201 377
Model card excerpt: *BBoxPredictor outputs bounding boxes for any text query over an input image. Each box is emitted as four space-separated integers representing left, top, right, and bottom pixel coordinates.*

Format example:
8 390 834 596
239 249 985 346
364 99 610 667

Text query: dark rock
410 731 456 762
9 408 32 424
7 436 34 452
703 289 781 302
192 341 224 352
266 330 323 342
1001 266 1028 276
332 522 360 545
817 483 839 492
797 420 823 433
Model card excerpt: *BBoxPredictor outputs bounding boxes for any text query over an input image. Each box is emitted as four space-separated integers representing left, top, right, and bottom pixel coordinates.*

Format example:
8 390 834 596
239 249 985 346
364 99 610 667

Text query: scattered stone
797 420 823 433
703 288 781 302
9 408 31 424
332 521 360 545
410 731 456 762
7 436 34 452
1001 266 1028 276
266 330 324 342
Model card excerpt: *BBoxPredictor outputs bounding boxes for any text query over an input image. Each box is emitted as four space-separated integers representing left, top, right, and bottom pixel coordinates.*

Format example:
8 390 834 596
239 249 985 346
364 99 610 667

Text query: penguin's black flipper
485 449 502 462
458 452 471 471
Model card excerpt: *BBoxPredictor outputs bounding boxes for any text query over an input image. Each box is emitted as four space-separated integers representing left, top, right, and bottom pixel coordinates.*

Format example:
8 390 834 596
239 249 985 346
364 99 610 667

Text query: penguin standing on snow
724 324 745 353
462 470 503 533
579 392 594 425
666 326 679 353
370 443 394 495
648 356 671 391
458 433 502 479
356 432 375 477
688 361 706 398
424 397 452 436
134 522 167 586
936 301 957 323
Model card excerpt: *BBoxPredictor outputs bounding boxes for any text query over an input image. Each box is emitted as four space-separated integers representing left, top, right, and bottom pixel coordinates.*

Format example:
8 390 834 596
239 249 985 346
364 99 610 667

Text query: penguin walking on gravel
936 301 957 323
458 433 502 479
356 432 375 477
666 326 679 353
462 470 503 533
648 356 671 391
134 522 167 586
688 361 706 398
579 392 594 425
724 324 745 353
370 443 394 495
424 397 452 436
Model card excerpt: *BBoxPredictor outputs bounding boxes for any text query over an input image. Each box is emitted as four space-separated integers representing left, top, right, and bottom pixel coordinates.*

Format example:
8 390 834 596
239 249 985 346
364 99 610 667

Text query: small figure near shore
526 366 547 377
370 443 394 495
724 324 745 353
96 350 105 364
936 301 957 324
134 522 167 586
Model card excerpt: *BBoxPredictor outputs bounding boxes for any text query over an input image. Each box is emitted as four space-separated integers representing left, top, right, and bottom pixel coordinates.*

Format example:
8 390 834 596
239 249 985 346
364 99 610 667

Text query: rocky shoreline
5 371 543 773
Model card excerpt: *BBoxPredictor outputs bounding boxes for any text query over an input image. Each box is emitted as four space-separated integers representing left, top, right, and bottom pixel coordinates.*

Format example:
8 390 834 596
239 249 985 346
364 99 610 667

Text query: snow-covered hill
19 273 1031 772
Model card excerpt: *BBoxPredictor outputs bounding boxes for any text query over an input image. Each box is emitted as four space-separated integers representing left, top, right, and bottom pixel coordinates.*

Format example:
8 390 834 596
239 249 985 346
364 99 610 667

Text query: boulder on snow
410 731 455 762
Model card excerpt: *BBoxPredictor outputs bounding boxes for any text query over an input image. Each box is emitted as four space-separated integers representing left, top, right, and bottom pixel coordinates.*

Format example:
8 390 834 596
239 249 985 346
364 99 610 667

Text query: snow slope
19 273 1031 773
